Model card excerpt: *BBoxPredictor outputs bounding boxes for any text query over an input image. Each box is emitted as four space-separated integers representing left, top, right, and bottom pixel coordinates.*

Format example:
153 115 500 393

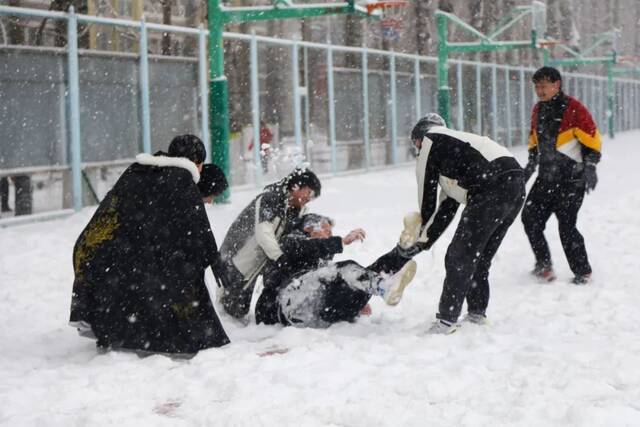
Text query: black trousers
521 177 591 277
0 177 8 211
219 261 257 319
437 173 525 323
318 249 412 324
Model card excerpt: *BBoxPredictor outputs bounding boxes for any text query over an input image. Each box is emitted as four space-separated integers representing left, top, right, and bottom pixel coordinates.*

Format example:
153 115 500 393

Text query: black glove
584 162 597 194
210 253 229 288
397 241 428 258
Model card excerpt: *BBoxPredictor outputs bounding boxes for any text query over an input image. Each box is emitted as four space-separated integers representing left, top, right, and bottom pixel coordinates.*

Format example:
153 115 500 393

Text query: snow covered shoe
398 211 422 249
463 312 488 325
426 319 459 335
69 320 95 339
532 265 556 283
381 260 417 306
572 273 591 285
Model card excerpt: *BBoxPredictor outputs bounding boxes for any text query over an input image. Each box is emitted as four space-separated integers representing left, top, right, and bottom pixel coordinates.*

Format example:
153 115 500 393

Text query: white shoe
462 312 488 325
398 212 422 249
383 260 417 306
426 319 459 335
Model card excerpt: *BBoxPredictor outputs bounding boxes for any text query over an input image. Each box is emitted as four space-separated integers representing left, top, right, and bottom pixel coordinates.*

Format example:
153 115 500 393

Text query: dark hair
286 168 322 197
168 134 206 164
532 66 562 84
198 164 228 197
411 113 446 141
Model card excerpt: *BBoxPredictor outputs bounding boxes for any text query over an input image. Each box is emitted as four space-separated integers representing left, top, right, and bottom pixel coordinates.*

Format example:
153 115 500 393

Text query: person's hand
359 303 372 316
342 228 366 245
584 162 597 194
210 253 228 288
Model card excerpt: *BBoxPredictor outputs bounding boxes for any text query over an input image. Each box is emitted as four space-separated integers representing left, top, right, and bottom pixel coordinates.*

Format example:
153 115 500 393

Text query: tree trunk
183 0 202 56
162 0 172 55
7 0 25 44
265 19 293 135
344 14 363 68
635 0 640 56
414 0 432 56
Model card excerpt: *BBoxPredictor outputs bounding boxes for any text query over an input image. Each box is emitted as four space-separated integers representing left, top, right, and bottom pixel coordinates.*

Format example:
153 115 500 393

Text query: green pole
607 61 615 139
542 46 550 66
437 12 451 126
208 0 231 202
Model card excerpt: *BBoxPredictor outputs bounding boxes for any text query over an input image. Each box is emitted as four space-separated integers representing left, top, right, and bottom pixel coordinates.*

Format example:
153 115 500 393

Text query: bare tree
35 0 89 47
414 0 432 56
224 0 252 133
344 14 363 68
7 0 25 44
635 0 640 55
161 0 172 55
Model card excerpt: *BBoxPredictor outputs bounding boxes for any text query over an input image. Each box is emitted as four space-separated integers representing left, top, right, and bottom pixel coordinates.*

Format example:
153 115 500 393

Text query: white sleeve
255 221 284 261
254 194 284 261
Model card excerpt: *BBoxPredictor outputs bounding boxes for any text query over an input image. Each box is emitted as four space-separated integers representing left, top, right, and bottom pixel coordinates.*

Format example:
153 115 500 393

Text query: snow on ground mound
1 133 640 426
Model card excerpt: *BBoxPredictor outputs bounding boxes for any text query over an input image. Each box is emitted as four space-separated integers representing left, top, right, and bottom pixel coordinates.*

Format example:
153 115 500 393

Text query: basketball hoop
366 1 409 41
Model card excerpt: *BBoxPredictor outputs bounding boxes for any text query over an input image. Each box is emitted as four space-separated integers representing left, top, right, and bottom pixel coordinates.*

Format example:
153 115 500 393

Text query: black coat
70 153 229 354
254 229 343 325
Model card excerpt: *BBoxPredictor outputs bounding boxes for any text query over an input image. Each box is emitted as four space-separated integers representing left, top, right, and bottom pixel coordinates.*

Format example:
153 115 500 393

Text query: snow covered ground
1 132 640 426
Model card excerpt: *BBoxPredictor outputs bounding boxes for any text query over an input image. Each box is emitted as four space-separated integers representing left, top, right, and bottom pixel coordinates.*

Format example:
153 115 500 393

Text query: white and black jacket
219 185 302 282
415 126 522 248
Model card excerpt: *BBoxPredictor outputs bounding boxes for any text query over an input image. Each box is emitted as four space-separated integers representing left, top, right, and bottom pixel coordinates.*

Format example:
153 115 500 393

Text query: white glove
398 212 422 249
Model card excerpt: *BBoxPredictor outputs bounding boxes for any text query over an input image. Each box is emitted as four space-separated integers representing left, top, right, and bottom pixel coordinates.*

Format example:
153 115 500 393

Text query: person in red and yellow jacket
521 66 601 285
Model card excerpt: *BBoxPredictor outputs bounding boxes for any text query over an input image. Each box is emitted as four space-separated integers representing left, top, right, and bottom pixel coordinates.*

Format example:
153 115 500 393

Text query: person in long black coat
69 135 230 355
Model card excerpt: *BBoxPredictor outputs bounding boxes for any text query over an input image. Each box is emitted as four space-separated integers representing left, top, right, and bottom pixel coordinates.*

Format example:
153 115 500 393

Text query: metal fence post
456 62 463 131
505 67 512 147
139 17 151 154
414 58 422 122
491 64 498 142
303 46 311 160
389 52 398 165
249 32 262 186
198 25 211 162
67 6 83 212
362 47 370 170
292 41 303 148
327 43 337 174
519 67 527 146
475 64 482 134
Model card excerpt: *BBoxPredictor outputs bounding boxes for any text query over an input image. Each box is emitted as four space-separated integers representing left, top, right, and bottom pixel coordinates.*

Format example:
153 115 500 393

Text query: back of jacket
255 229 343 324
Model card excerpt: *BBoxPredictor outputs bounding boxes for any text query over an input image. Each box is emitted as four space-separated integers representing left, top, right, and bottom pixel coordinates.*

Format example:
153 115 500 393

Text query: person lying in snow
69 135 230 356
254 213 418 328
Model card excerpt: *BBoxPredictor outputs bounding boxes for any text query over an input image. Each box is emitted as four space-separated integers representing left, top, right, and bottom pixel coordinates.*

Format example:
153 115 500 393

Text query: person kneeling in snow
218 168 322 319
70 135 230 356
255 213 418 328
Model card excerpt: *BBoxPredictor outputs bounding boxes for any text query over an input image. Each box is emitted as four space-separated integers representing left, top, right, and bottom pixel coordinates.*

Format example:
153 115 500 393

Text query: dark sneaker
532 265 556 283
572 273 591 285
463 312 488 325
